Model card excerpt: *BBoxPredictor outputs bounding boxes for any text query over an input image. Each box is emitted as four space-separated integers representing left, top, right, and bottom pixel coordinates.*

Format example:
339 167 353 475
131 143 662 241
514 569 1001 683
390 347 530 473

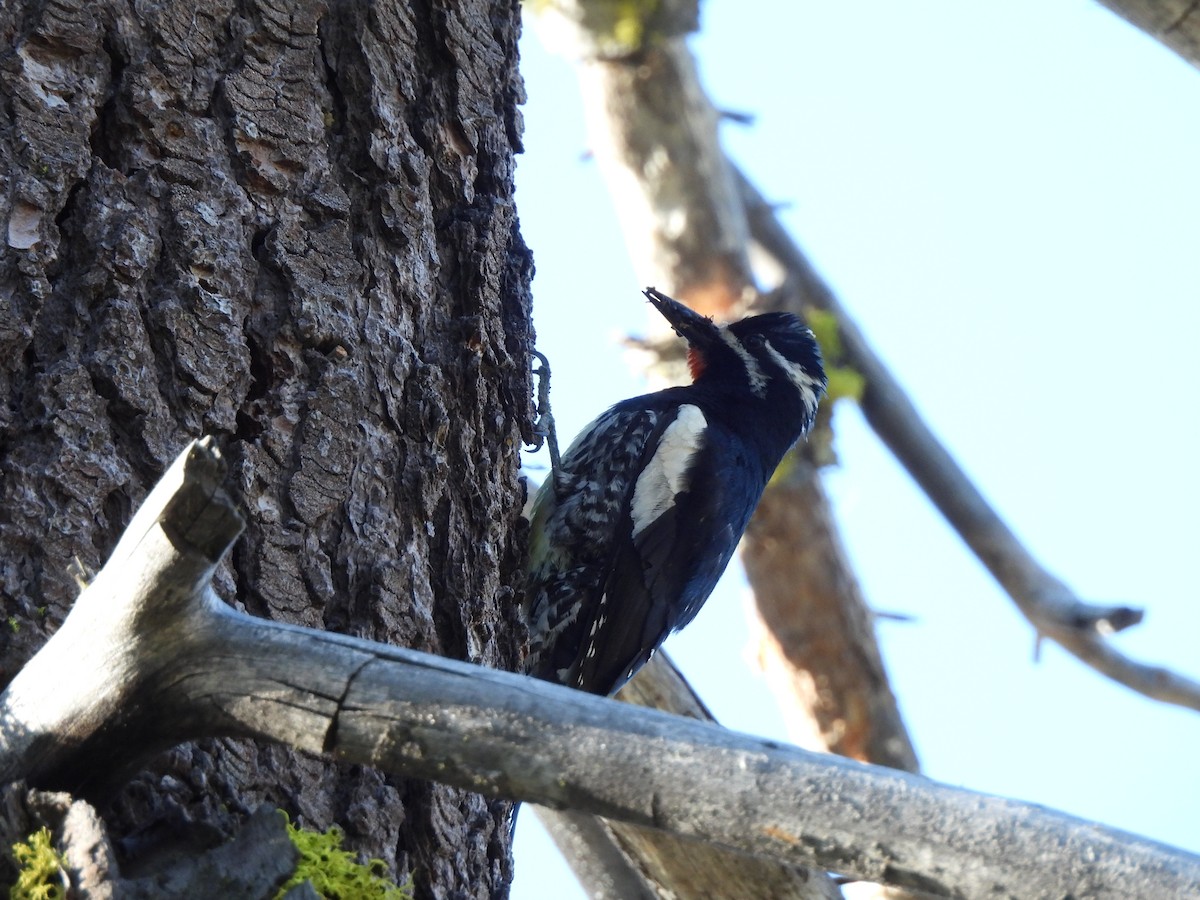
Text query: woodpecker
524 288 826 696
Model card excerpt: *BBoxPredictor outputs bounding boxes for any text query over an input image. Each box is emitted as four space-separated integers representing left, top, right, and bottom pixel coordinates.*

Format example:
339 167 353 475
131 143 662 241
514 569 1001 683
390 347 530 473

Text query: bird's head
644 287 827 434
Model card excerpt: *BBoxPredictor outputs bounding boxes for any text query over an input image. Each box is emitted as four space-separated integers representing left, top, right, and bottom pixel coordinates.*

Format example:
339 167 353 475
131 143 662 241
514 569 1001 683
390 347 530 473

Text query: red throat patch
687 346 707 381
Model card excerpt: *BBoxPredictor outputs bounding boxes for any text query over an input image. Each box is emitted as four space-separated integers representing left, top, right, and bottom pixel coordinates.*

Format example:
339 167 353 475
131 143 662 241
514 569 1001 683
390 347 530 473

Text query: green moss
608 0 659 49
766 449 797 488
805 307 840 358
6 618 17 634
805 308 865 403
799 308 865 467
9 828 66 900
530 0 662 55
825 366 866 404
276 814 411 900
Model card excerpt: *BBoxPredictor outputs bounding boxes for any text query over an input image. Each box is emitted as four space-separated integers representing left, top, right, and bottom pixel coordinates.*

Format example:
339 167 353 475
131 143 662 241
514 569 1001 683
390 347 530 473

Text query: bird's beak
643 288 720 349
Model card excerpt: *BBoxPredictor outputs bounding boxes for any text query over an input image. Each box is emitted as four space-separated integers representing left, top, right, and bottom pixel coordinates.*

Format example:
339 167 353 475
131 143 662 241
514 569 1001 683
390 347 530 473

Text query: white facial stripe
763 342 823 416
630 404 707 537
720 329 768 396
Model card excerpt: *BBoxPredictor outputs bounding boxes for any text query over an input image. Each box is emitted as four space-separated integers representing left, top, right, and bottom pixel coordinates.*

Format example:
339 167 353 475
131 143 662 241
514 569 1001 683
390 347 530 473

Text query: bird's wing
524 402 671 686
572 409 763 695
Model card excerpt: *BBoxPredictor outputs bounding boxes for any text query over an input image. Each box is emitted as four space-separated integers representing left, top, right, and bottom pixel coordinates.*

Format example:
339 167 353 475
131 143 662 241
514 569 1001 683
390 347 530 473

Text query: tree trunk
0 0 531 896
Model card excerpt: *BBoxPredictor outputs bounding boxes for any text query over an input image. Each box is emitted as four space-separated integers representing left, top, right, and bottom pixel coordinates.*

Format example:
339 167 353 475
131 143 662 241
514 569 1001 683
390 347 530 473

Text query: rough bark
0 0 531 896
0 786 298 899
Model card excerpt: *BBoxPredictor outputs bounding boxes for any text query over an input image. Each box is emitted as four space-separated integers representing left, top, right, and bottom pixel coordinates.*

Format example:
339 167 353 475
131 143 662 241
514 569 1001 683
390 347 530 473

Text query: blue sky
511 2 1200 894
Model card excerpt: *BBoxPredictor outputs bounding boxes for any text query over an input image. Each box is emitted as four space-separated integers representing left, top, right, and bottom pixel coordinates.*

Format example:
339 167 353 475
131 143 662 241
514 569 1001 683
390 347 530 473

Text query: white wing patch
764 342 823 422
630 404 707 537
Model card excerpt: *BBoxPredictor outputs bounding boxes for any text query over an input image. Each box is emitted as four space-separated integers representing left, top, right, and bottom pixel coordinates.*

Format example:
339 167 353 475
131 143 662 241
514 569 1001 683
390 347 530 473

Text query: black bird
524 288 826 695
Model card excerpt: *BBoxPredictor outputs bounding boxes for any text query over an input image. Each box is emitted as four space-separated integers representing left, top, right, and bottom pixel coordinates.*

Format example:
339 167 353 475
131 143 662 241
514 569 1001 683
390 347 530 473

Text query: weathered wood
2 438 1199 899
531 654 842 900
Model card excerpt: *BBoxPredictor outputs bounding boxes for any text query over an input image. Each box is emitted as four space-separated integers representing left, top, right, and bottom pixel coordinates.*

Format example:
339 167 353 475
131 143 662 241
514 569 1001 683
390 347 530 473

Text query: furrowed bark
0 0 532 892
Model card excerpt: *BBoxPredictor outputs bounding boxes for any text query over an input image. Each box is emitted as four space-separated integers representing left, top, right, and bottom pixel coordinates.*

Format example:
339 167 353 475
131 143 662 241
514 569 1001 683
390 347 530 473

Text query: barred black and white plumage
524 288 826 696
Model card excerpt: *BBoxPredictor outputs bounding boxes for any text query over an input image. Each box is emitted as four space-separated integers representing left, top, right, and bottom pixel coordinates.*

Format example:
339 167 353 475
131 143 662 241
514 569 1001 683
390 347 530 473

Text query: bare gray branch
1 439 1198 898
737 170 1200 714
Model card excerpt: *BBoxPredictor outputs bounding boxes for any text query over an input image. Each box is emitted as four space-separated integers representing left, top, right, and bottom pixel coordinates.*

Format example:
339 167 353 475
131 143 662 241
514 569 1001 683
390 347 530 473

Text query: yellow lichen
805 308 865 403
9 828 66 900
609 0 659 50
528 0 663 56
800 308 865 467
275 814 411 900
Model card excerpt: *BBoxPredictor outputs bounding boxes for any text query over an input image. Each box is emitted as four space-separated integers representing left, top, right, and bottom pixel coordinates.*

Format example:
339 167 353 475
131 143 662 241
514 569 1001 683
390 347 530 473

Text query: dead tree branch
532 654 841 900
1 438 1198 898
737 169 1200 713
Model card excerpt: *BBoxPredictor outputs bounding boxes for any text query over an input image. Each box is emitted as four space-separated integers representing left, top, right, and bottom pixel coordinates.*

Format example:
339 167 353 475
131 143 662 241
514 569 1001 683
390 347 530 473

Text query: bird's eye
744 333 766 350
